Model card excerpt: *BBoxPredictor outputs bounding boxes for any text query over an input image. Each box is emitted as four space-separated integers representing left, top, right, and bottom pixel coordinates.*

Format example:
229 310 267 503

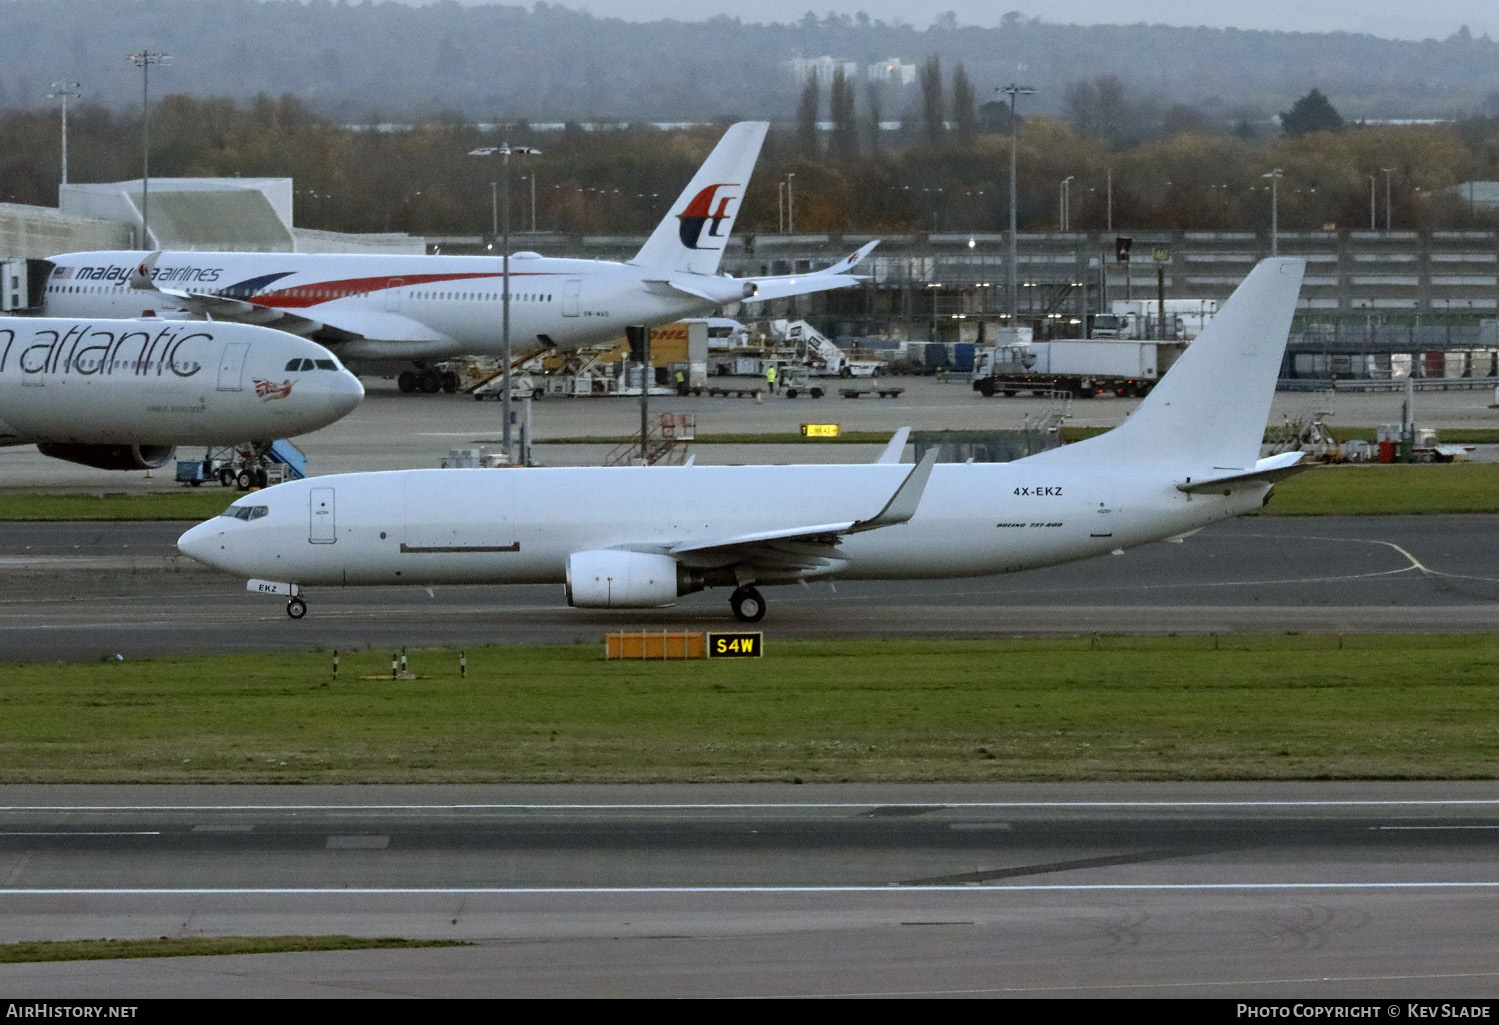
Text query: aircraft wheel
442 371 460 393
398 370 418 393
420 371 442 393
287 597 307 619
730 586 766 623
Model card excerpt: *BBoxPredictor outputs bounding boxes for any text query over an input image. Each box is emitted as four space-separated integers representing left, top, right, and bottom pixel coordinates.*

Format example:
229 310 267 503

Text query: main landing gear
287 596 307 619
729 585 766 623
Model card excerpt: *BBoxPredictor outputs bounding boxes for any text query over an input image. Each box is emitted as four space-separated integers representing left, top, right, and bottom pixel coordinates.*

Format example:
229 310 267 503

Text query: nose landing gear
729 585 766 623
287 596 307 619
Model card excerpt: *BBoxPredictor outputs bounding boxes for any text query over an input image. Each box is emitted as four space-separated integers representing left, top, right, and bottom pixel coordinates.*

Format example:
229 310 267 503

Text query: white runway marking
0 831 160 836
3 800 1499 811
4 882 1499 894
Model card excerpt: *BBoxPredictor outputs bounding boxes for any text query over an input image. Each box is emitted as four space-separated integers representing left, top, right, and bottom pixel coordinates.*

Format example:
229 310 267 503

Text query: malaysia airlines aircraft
179 259 1307 622
43 122 874 390
1 317 362 470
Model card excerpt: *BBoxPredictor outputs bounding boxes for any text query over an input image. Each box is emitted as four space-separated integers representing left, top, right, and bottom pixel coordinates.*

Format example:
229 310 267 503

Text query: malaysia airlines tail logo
677 183 741 250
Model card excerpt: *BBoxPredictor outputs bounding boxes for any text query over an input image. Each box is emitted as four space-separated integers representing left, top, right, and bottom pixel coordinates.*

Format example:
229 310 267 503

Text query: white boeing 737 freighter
178 259 1307 621
1 317 362 471
44 122 873 391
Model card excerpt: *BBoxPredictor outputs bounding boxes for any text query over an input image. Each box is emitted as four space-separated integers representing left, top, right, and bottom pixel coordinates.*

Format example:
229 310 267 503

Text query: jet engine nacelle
565 549 688 609
35 443 176 471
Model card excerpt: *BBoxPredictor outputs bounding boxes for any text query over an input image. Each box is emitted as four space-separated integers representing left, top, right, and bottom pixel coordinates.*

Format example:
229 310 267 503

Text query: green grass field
1 461 1495 520
4 636 1498 784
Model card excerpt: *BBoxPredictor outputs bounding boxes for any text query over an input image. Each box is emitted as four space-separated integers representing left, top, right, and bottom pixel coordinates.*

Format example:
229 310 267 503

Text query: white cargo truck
1091 299 1219 340
972 339 1186 398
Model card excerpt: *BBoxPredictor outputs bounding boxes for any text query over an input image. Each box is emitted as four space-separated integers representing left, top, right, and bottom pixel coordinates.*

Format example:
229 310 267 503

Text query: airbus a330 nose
325 367 364 420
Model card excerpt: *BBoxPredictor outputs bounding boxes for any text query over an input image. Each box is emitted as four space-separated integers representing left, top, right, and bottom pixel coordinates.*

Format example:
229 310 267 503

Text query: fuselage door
309 487 336 544
216 342 249 392
385 278 404 313
562 278 582 317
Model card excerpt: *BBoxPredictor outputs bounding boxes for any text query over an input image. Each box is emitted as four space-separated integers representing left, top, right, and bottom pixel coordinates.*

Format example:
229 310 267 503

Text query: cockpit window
315 359 337 370
222 505 269 521
284 359 300 371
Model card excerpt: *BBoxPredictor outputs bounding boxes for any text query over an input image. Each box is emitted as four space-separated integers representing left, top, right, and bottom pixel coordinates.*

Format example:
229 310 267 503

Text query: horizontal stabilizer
742 272 867 304
1176 452 1313 493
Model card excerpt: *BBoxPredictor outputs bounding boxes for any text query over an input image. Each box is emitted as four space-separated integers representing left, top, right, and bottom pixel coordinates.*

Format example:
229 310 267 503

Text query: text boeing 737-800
0 317 362 471
43 122 874 390
179 259 1307 622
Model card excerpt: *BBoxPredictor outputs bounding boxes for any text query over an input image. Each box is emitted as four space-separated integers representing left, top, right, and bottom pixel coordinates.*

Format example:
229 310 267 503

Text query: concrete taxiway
0 514 1494 662
2 782 1499 997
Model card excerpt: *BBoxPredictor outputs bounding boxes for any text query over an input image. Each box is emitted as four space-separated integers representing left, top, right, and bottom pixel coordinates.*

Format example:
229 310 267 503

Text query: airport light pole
470 141 541 463
786 173 795 233
1382 167 1395 231
127 50 168 248
1000 83 1036 325
1059 175 1074 232
1368 174 1377 230
1106 166 1113 232
1262 168 1283 256
47 82 81 187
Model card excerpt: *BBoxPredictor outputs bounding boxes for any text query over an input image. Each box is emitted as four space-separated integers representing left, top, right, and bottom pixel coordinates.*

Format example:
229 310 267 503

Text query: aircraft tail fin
1025 257 1305 471
629 122 769 276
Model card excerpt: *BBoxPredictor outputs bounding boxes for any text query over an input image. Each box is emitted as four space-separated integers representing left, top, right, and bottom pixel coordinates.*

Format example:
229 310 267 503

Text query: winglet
851 448 937 532
129 252 162 290
822 241 879 276
876 427 910 464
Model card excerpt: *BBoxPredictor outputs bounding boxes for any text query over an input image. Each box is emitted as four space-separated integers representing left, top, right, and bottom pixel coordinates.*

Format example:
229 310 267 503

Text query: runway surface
0 514 1495 661
2 782 1498 997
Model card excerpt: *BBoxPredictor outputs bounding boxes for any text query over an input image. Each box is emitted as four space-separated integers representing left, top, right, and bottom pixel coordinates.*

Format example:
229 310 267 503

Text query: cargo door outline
561 278 582 317
385 278 404 313
309 487 336 544
217 342 249 392
403 475 517 553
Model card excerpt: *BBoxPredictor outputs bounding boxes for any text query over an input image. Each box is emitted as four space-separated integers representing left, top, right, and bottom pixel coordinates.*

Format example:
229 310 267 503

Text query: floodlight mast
127 50 169 246
469 141 542 462
999 83 1036 324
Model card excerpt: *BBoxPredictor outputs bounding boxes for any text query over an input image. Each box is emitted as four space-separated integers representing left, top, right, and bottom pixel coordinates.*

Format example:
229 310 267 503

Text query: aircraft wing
740 241 879 303
126 252 450 344
666 449 936 570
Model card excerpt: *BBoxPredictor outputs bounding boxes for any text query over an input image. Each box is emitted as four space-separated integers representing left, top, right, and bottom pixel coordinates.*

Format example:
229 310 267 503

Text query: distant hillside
3 1 1497 122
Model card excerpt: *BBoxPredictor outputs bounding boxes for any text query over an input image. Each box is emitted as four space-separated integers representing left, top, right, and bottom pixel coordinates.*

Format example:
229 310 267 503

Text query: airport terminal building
4 178 1498 383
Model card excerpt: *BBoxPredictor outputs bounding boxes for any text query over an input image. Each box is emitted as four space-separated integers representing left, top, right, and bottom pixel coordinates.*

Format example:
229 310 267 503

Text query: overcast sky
446 2 1498 40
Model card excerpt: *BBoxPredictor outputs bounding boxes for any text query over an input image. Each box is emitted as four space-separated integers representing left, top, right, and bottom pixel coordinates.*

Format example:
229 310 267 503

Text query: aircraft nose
177 520 224 568
327 371 364 419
